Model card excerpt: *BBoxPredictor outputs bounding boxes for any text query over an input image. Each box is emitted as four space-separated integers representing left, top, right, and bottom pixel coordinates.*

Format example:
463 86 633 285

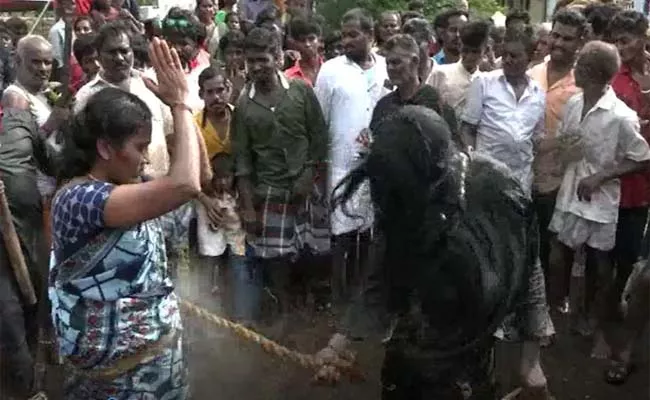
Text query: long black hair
332 106 466 255
334 106 535 358
57 87 152 182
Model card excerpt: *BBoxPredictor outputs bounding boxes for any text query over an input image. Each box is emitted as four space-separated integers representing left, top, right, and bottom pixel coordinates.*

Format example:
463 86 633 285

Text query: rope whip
178 298 362 380
178 299 530 398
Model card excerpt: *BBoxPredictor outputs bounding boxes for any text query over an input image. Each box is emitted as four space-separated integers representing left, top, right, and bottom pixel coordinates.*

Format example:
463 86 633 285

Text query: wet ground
177 262 650 400
30 258 650 400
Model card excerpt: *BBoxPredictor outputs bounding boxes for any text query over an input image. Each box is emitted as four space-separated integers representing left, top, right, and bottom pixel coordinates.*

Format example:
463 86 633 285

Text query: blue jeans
229 246 262 323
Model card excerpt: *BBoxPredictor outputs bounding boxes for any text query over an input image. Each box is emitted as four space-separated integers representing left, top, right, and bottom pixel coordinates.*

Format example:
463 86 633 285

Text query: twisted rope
178 299 358 375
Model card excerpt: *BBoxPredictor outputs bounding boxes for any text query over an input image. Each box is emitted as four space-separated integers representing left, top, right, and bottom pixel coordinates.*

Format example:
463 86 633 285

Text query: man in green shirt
232 27 329 332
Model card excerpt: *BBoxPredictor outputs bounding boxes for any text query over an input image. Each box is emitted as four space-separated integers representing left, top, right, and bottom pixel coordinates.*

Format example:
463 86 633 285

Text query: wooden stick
27 0 54 36
0 181 37 305
502 387 522 400
60 7 74 98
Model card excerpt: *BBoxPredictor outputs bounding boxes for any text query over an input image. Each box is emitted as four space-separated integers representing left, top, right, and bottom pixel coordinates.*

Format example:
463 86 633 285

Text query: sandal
605 361 635 385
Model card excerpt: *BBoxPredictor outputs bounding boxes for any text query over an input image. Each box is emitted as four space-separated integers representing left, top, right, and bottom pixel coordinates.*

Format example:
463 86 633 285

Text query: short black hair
402 17 433 45
240 20 255 35
73 15 94 31
460 20 491 48
608 10 648 37
341 8 374 33
225 11 239 23
324 30 342 48
162 7 206 45
504 25 535 58
244 27 281 55
434 9 469 30
131 34 149 66
384 33 420 56
287 17 322 40
219 29 245 53
552 8 588 37
5 17 27 37
408 0 425 10
73 33 97 63
255 5 280 27
401 10 424 25
583 4 620 37
95 21 132 52
198 65 228 90
143 18 162 40
506 9 531 27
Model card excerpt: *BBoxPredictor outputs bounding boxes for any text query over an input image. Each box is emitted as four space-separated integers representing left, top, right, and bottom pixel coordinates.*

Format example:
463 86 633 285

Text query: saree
49 181 193 399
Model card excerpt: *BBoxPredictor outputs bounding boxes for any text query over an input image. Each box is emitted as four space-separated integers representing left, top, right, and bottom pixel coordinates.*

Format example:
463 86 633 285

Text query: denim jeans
229 246 262 323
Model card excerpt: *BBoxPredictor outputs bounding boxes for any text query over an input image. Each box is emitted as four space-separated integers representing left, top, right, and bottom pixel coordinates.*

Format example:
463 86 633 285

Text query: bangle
642 89 650 95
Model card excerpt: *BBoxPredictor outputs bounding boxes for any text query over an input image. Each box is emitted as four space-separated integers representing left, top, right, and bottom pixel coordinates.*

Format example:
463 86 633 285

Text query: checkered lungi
249 182 330 260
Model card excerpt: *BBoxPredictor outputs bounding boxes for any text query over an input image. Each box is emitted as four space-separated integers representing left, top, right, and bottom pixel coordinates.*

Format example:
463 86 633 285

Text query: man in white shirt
460 27 546 197
314 8 390 303
427 20 490 117
48 0 75 78
75 22 172 178
548 41 650 359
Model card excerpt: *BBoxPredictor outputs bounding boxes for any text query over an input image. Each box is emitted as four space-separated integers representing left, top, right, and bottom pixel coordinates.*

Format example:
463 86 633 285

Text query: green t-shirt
215 10 227 23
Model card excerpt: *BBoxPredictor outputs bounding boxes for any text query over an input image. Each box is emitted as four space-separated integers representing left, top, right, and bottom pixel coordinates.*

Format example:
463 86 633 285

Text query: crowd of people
0 0 649 398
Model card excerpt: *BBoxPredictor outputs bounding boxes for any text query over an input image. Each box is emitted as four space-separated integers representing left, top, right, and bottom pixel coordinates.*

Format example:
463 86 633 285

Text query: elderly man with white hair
0 34 69 398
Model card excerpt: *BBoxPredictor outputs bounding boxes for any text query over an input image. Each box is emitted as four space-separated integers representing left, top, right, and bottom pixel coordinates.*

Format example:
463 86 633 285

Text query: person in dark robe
314 105 554 399
0 36 66 398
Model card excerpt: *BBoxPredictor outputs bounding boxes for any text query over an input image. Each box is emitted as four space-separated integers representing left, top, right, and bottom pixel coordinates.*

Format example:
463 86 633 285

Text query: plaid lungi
249 183 330 259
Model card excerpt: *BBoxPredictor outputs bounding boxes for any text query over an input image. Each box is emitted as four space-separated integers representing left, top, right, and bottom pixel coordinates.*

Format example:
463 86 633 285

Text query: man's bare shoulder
1 88 30 110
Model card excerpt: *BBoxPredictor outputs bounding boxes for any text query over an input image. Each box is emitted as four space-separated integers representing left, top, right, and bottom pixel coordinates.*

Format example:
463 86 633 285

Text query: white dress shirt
74 70 173 178
554 88 650 224
426 60 482 115
461 69 546 196
314 54 390 235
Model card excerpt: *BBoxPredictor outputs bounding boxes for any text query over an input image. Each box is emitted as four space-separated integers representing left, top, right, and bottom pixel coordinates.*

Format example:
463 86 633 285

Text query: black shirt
369 84 459 144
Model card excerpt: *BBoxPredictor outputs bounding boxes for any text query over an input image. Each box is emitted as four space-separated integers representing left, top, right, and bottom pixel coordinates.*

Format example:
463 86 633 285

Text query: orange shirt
528 61 580 194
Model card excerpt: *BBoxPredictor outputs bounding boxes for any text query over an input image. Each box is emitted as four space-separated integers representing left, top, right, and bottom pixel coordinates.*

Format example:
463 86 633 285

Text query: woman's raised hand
149 37 189 107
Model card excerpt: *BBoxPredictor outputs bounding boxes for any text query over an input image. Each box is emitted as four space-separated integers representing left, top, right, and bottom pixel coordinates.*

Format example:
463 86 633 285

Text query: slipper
605 361 636 385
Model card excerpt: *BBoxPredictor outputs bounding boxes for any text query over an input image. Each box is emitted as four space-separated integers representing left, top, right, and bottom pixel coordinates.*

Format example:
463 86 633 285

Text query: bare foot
591 331 611 359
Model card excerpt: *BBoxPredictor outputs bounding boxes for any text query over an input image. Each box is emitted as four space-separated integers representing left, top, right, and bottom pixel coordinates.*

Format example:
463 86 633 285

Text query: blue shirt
433 49 446 64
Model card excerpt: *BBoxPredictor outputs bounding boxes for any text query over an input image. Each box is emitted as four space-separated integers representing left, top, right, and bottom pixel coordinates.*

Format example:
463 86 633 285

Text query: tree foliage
316 0 504 33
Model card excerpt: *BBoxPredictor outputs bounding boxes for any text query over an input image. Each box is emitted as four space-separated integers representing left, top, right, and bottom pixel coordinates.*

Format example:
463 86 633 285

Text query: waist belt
65 329 178 381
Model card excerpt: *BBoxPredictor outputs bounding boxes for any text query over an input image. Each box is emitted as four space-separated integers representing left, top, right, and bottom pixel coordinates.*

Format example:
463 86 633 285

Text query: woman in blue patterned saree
49 38 203 399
